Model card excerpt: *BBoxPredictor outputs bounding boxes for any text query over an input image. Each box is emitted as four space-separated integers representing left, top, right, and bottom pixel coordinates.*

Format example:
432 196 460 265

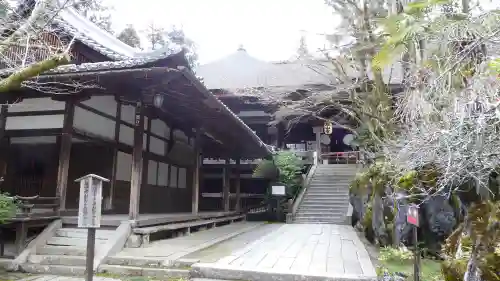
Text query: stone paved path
115 222 262 260
184 223 281 263
192 224 377 281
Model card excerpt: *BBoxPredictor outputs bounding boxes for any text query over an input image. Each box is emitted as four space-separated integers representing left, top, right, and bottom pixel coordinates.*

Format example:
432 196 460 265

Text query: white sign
76 174 109 228
407 204 419 227
272 185 286 196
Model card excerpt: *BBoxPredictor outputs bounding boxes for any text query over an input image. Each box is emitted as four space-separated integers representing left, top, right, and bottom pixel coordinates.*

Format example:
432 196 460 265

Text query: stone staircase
294 164 358 224
21 225 116 275
98 256 192 279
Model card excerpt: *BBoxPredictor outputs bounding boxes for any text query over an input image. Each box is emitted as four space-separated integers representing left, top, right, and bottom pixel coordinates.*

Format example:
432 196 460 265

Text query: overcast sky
105 0 500 64
106 0 339 64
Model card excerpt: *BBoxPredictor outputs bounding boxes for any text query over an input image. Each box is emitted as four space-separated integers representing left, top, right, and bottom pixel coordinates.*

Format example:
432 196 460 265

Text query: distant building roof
197 48 403 91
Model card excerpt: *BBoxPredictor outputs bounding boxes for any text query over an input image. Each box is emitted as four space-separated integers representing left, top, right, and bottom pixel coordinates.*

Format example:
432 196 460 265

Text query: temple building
197 46 403 163
0 0 270 259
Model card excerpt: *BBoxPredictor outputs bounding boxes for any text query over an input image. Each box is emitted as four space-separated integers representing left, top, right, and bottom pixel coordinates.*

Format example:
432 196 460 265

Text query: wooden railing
320 151 361 164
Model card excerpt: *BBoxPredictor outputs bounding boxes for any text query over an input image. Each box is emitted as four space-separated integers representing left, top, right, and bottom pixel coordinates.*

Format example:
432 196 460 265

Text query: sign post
407 204 420 281
75 174 109 281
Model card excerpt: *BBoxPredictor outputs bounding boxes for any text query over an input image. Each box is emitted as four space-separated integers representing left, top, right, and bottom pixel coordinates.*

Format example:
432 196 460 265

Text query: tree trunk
0 54 69 93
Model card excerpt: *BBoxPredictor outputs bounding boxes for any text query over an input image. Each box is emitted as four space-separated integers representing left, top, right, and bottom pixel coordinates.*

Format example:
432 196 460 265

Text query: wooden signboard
77 174 108 228
75 174 109 281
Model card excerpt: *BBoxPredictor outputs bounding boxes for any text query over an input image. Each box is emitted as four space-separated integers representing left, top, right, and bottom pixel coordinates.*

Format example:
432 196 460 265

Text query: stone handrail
289 151 318 221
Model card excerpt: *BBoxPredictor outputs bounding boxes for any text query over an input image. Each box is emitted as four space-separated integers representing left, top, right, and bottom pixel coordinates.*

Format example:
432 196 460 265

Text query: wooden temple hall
0 0 271 251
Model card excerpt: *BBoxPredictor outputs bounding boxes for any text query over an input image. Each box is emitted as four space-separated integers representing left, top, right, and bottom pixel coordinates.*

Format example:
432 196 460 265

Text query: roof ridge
54 0 182 61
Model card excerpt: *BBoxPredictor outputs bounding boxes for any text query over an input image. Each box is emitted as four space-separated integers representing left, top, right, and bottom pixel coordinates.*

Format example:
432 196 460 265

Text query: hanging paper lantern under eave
324 121 333 135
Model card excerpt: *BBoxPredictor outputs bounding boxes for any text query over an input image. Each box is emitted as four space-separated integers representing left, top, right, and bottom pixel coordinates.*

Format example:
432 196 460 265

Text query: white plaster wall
6 115 64 130
169 166 178 187
149 136 165 156
8 97 65 112
116 152 132 181
151 119 168 137
121 104 135 124
158 162 169 186
73 107 115 140
10 136 57 144
119 125 134 146
81 96 117 116
178 168 187 188
147 160 158 185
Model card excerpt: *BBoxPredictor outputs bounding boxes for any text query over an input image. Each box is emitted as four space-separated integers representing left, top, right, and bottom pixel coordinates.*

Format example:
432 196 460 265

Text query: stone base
191 263 378 281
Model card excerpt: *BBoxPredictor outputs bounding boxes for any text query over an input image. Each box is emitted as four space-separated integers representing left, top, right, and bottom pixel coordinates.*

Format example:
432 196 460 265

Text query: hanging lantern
323 121 333 135
153 93 164 108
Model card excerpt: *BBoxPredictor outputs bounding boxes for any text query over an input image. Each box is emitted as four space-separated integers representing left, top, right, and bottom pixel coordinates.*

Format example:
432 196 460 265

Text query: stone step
306 189 349 193
298 206 348 212
294 216 345 220
56 228 115 240
302 198 348 203
105 256 173 268
37 245 88 256
191 279 235 281
293 220 346 224
299 202 349 210
21 263 86 275
98 264 189 278
28 254 87 266
47 237 108 247
310 180 352 184
295 213 345 218
303 193 348 197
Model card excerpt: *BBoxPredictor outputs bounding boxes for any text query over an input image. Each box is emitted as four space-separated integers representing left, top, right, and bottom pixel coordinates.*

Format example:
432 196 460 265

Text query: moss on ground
379 257 443 281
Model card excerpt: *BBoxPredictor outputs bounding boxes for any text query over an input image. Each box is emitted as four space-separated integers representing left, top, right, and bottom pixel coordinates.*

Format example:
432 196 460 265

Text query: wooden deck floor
62 211 240 227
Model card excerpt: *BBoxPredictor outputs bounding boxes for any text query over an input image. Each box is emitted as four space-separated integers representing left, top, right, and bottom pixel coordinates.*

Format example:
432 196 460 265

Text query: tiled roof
53 0 180 61
0 51 185 77
197 49 403 91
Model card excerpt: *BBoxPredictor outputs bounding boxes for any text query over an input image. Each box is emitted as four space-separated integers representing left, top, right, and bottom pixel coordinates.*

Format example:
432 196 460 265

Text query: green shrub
253 151 304 196
0 193 16 224
379 246 414 262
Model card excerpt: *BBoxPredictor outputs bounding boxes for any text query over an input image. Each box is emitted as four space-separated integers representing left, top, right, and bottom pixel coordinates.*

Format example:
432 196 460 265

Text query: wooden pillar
313 126 322 164
0 105 8 188
0 105 7 141
192 129 202 214
107 101 121 210
234 158 241 211
129 102 144 221
56 101 75 210
222 158 230 212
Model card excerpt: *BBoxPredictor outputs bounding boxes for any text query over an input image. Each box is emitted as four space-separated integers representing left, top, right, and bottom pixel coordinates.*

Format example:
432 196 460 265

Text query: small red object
407 204 420 227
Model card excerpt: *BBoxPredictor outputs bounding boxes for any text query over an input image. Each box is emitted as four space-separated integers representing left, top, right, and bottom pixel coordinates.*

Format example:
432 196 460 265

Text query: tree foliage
0 0 76 94
0 193 16 224
253 151 304 195
71 0 113 33
117 24 141 48
143 22 199 69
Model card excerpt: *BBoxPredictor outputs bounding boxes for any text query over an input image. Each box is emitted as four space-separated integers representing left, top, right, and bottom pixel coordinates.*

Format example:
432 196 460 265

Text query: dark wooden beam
129 102 145 221
56 101 75 210
0 105 7 141
191 129 202 214
234 158 241 211
222 158 230 212
108 100 121 210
